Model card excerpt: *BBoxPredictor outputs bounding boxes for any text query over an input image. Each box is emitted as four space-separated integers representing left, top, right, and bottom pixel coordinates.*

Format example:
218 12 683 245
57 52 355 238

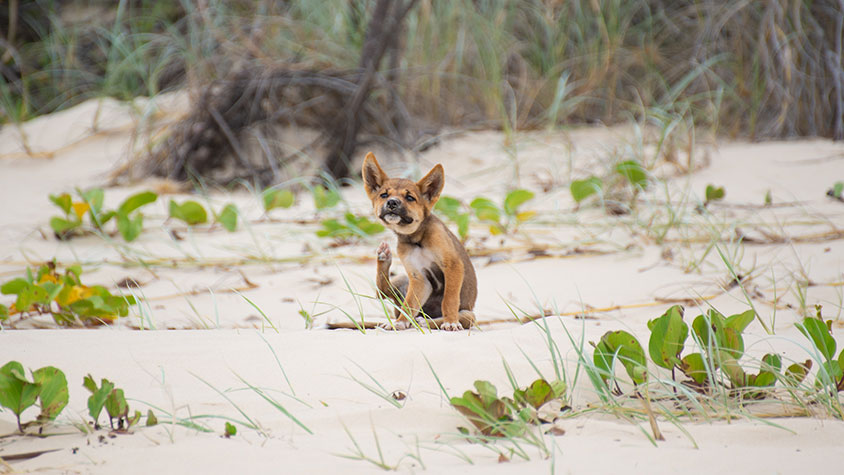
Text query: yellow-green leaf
570 177 602 203
503 189 534 215
615 160 648 189
169 200 208 225
217 204 238 232
515 210 536 222
263 189 294 211
32 366 68 422
49 193 73 215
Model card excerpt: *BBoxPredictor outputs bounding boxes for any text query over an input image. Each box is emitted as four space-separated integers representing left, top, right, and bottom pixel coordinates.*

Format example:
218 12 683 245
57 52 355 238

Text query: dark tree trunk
322 0 419 179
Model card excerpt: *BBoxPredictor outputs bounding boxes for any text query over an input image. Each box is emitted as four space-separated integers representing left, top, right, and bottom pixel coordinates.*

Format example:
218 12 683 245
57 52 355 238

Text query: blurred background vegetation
1 0 842 181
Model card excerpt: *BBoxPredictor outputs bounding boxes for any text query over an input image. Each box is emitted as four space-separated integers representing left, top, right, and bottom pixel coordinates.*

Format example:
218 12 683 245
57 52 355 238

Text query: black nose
386 198 400 210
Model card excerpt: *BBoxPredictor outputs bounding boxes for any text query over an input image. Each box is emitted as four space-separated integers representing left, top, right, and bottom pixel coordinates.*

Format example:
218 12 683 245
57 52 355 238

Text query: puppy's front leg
440 258 465 331
393 274 430 330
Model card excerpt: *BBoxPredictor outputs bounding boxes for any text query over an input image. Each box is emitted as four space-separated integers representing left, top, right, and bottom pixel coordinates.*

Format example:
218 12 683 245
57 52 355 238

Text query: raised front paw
376 241 392 263
440 321 464 332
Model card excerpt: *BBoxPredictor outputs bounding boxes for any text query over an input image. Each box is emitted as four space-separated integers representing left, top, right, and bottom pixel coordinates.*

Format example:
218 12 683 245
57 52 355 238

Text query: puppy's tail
322 311 476 331
323 321 379 330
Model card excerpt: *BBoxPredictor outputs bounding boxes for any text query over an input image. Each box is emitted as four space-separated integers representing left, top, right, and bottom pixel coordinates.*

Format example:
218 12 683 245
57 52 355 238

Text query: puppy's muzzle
380 200 413 226
386 198 401 211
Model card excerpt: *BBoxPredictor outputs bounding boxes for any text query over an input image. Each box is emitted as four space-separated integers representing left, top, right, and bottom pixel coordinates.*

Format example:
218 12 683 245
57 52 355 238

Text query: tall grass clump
2 1 841 141
398 0 844 138
1 0 185 122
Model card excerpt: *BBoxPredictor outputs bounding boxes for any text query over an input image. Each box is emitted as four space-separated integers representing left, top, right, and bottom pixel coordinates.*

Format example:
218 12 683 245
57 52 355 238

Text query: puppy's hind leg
418 310 476 331
458 310 476 329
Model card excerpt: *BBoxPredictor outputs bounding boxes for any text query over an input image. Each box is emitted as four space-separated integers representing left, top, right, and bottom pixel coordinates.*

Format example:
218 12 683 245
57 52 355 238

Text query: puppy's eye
380 192 389 198
406 194 416 202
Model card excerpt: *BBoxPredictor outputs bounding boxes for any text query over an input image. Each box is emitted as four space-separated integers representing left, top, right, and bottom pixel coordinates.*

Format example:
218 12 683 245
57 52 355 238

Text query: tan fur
361 152 477 331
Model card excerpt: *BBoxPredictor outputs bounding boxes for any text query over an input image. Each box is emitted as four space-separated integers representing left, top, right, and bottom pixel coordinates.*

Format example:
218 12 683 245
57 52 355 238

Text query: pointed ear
417 164 444 205
361 152 388 199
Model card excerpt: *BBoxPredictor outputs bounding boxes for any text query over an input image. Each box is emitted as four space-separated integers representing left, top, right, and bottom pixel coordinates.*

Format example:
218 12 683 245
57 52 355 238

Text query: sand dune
1 97 843 473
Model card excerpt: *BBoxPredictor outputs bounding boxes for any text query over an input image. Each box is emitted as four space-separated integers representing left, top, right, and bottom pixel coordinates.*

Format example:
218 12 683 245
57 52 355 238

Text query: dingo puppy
362 152 477 331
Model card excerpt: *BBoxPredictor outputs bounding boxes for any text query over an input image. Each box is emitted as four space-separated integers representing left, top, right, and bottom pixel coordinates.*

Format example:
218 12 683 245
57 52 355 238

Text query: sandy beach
2 96 844 473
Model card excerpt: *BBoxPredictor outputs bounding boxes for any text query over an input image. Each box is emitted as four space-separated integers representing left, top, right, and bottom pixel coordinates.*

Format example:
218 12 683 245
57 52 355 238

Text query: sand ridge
1 97 844 473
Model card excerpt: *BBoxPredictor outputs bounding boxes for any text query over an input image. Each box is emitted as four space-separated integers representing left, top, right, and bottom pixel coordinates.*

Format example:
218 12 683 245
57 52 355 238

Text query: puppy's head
362 152 444 235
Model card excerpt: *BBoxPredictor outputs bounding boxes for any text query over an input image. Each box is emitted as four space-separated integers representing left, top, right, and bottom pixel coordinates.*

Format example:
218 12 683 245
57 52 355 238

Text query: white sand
1 97 843 473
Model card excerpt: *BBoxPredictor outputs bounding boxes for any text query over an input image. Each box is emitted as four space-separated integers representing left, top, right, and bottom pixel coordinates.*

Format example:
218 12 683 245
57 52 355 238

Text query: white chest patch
401 246 437 274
